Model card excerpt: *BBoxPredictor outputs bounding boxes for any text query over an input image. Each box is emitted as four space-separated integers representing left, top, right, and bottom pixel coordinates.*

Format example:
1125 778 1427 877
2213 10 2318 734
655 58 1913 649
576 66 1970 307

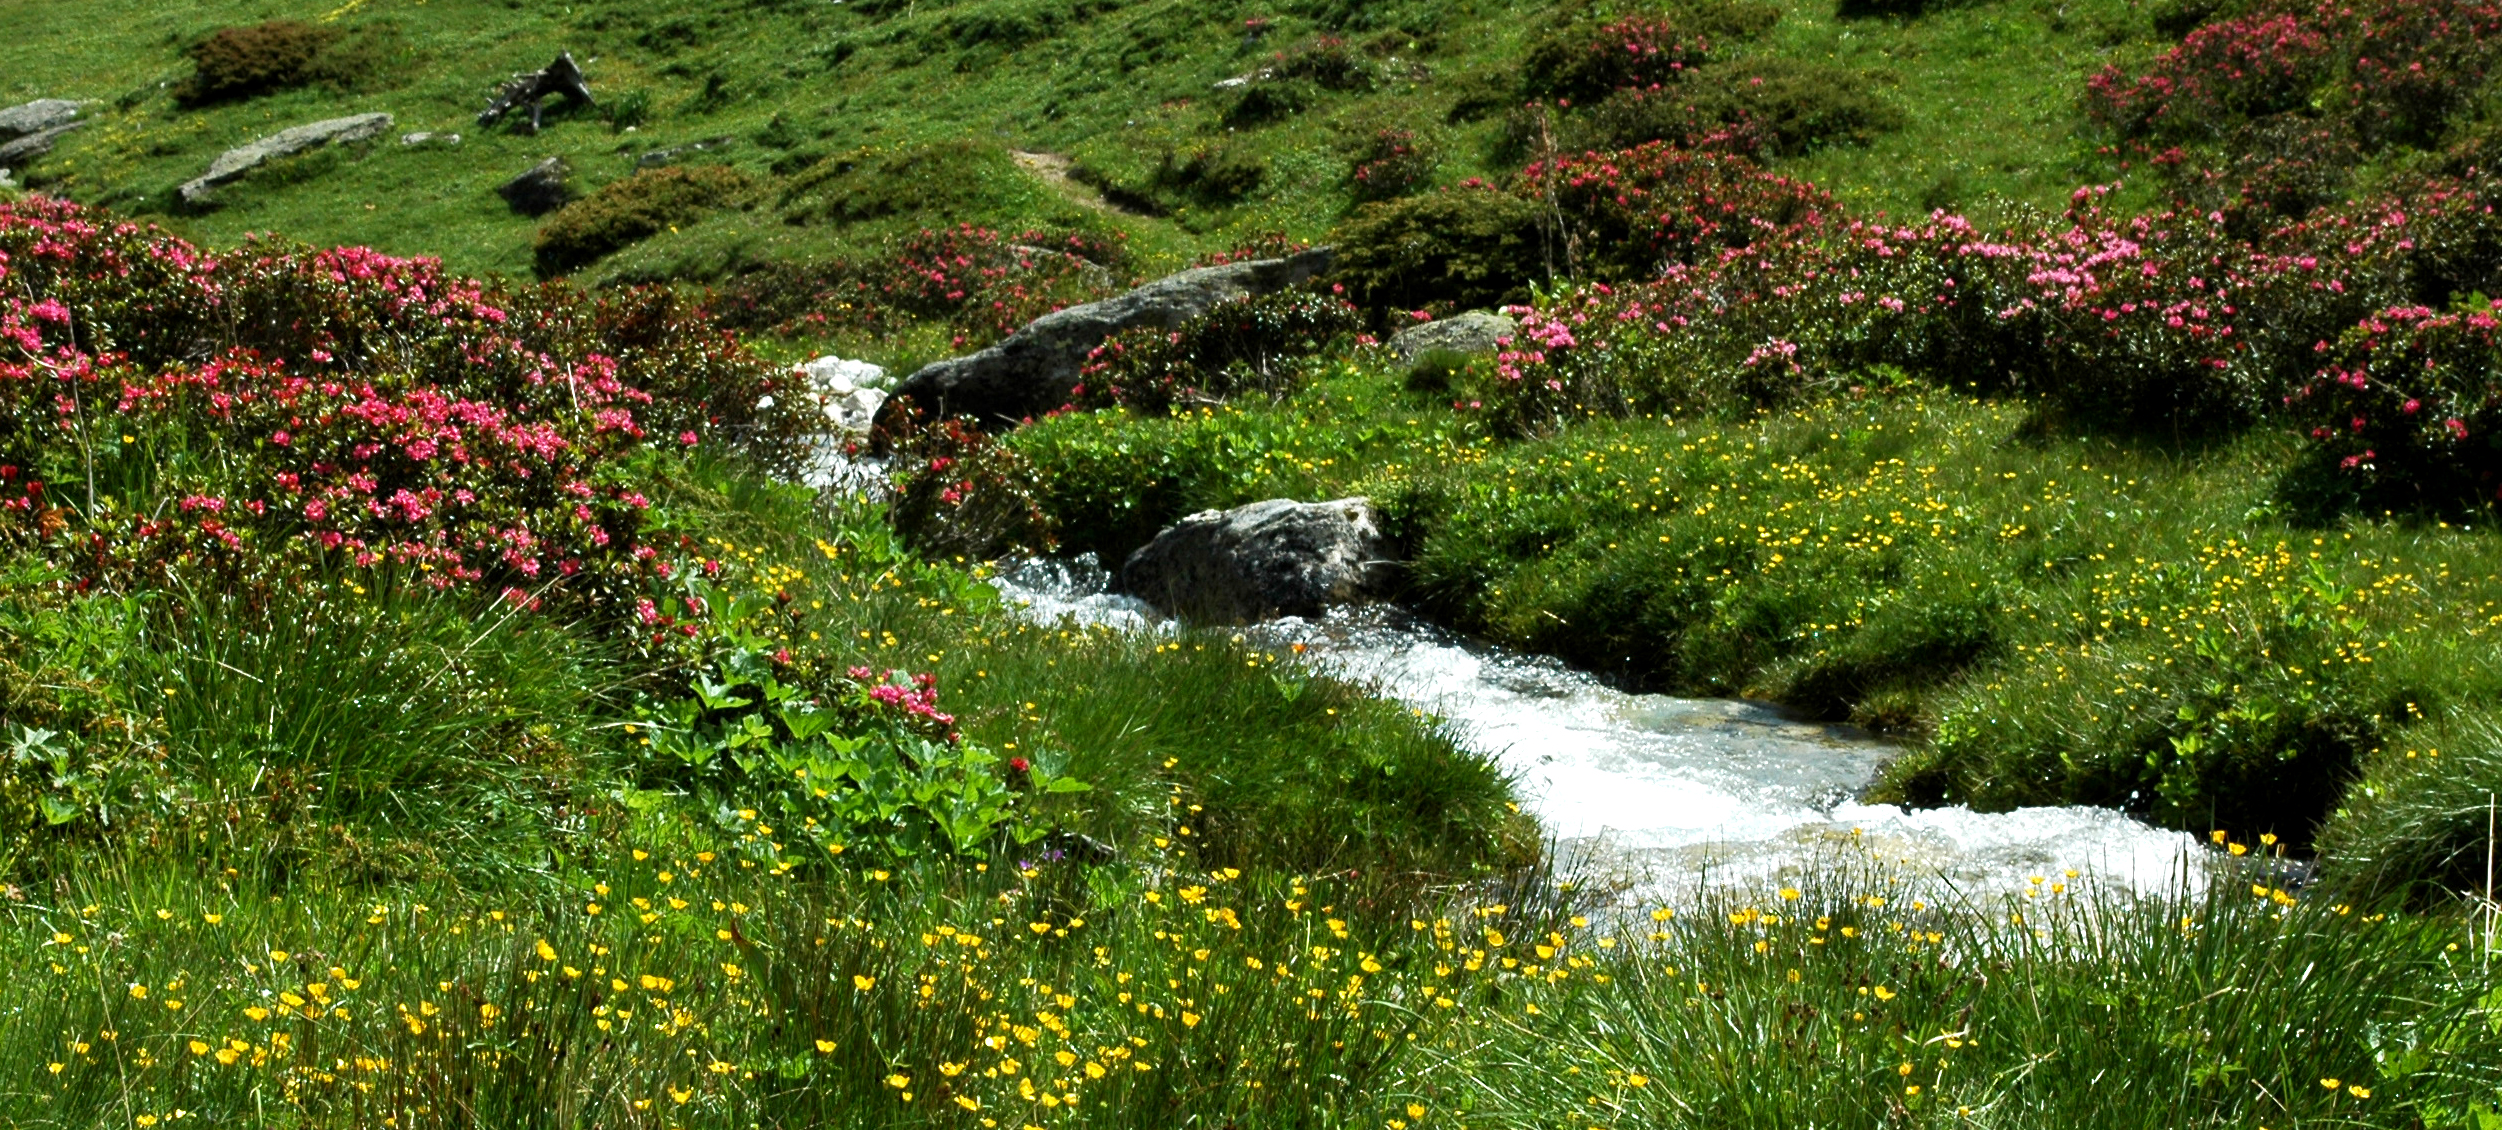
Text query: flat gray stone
0 121 85 168
1387 310 1518 362
179 113 394 205
0 99 84 141
885 247 1334 427
1119 496 1392 624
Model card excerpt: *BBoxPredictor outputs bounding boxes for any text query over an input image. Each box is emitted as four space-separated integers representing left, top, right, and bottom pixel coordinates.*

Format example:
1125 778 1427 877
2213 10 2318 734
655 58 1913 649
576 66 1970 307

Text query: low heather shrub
706 224 1125 350
1071 291 1363 414
535 165 753 277
1343 128 1437 203
1520 14 1717 104
176 20 383 106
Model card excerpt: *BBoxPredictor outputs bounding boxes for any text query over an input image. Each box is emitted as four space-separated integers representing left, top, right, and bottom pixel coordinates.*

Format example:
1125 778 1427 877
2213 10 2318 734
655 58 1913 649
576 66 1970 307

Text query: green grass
7 831 2499 1128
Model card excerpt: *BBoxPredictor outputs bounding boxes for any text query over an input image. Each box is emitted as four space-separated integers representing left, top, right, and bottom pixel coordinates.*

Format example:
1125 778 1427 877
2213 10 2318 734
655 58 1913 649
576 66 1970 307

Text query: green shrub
776 139 1017 226
1072 291 1363 414
1342 127 1436 202
882 411 1057 561
1271 34 1374 91
1520 14 1715 104
1222 78 1319 126
175 20 402 106
534 164 752 276
1674 58 1903 155
1331 185 1545 314
1154 142 1265 204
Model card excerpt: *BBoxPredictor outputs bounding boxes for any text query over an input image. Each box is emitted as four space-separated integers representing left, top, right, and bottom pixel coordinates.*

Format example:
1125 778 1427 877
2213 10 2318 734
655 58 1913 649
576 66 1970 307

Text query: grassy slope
4 0 2150 285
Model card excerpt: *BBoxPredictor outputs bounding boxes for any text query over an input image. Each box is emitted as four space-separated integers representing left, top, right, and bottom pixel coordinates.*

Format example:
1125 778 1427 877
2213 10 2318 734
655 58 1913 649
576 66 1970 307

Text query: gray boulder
0 99 84 141
400 131 462 147
0 121 85 169
178 113 394 206
1119 496 1393 624
1387 310 1517 363
497 156 572 215
883 246 1334 428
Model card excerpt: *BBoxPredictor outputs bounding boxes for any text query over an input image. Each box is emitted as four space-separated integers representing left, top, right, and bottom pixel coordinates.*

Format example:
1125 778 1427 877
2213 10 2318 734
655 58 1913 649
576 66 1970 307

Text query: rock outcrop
179 113 394 206
882 247 1334 428
1119 496 1392 624
0 99 85 141
497 156 572 215
0 121 85 170
800 355 891 433
1387 309 1517 363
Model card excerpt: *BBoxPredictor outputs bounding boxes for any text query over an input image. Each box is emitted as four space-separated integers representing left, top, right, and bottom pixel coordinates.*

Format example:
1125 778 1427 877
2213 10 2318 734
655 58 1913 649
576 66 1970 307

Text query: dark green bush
1676 58 1903 155
1331 186 1545 314
1155 143 1266 204
176 20 402 106
883 410 1057 562
1272 34 1374 91
1342 128 1437 202
777 140 1013 226
1071 290 1363 414
1223 78 1319 126
534 164 752 276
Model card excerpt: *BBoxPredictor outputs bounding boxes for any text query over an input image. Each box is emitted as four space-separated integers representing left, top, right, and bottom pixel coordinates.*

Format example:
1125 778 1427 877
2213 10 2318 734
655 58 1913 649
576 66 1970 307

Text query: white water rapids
990 557 2206 900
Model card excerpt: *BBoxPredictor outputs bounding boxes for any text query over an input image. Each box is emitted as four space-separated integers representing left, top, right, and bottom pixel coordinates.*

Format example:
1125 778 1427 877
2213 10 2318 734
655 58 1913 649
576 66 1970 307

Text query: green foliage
1153 142 1266 205
175 20 405 106
1675 58 1904 155
883 413 1059 562
535 164 754 276
1331 186 1545 314
1072 290 1363 414
776 140 1025 228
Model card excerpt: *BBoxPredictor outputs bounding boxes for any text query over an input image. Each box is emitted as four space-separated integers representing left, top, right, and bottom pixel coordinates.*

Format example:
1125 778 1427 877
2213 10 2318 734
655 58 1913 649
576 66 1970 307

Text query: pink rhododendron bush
1471 158 2502 511
0 196 812 614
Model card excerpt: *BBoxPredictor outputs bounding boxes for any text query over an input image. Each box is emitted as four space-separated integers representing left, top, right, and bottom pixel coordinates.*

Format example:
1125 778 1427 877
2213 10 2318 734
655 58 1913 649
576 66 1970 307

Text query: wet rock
1119 496 1393 624
1387 309 1517 363
884 246 1334 428
635 136 734 169
0 99 85 141
178 112 393 206
800 355 890 433
496 156 572 216
0 121 85 169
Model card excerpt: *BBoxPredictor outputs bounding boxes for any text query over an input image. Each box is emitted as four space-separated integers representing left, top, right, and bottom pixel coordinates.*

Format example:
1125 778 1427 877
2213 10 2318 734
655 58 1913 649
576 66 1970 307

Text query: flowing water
991 557 2206 901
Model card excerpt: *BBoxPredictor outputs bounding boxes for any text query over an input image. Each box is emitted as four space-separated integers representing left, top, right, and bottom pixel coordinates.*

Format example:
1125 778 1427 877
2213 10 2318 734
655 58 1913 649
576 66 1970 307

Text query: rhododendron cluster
1517 143 1833 281
709 224 1126 350
0 196 809 610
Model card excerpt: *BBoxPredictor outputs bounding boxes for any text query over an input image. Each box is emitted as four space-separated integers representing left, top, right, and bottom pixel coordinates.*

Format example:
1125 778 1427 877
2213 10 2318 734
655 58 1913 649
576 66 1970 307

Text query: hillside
11 0 2133 287
10 0 2502 1125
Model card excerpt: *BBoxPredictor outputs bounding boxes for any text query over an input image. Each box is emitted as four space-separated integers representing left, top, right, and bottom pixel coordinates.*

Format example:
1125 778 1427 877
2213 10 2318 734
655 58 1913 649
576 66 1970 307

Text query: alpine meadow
9 0 2502 1125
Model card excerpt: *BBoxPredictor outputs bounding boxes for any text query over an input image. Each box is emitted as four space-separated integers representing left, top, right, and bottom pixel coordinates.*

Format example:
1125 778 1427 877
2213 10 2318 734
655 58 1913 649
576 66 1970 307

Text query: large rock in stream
1119 497 1392 624
881 246 1334 428
179 113 394 206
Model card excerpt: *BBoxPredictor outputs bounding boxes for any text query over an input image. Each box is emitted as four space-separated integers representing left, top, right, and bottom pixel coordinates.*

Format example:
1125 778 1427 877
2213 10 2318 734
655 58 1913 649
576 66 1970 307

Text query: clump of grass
6 838 2494 1128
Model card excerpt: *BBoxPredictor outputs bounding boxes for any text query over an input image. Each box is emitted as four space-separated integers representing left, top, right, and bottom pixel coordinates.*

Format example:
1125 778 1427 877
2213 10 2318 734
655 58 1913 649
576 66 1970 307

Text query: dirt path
1011 149 1154 217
